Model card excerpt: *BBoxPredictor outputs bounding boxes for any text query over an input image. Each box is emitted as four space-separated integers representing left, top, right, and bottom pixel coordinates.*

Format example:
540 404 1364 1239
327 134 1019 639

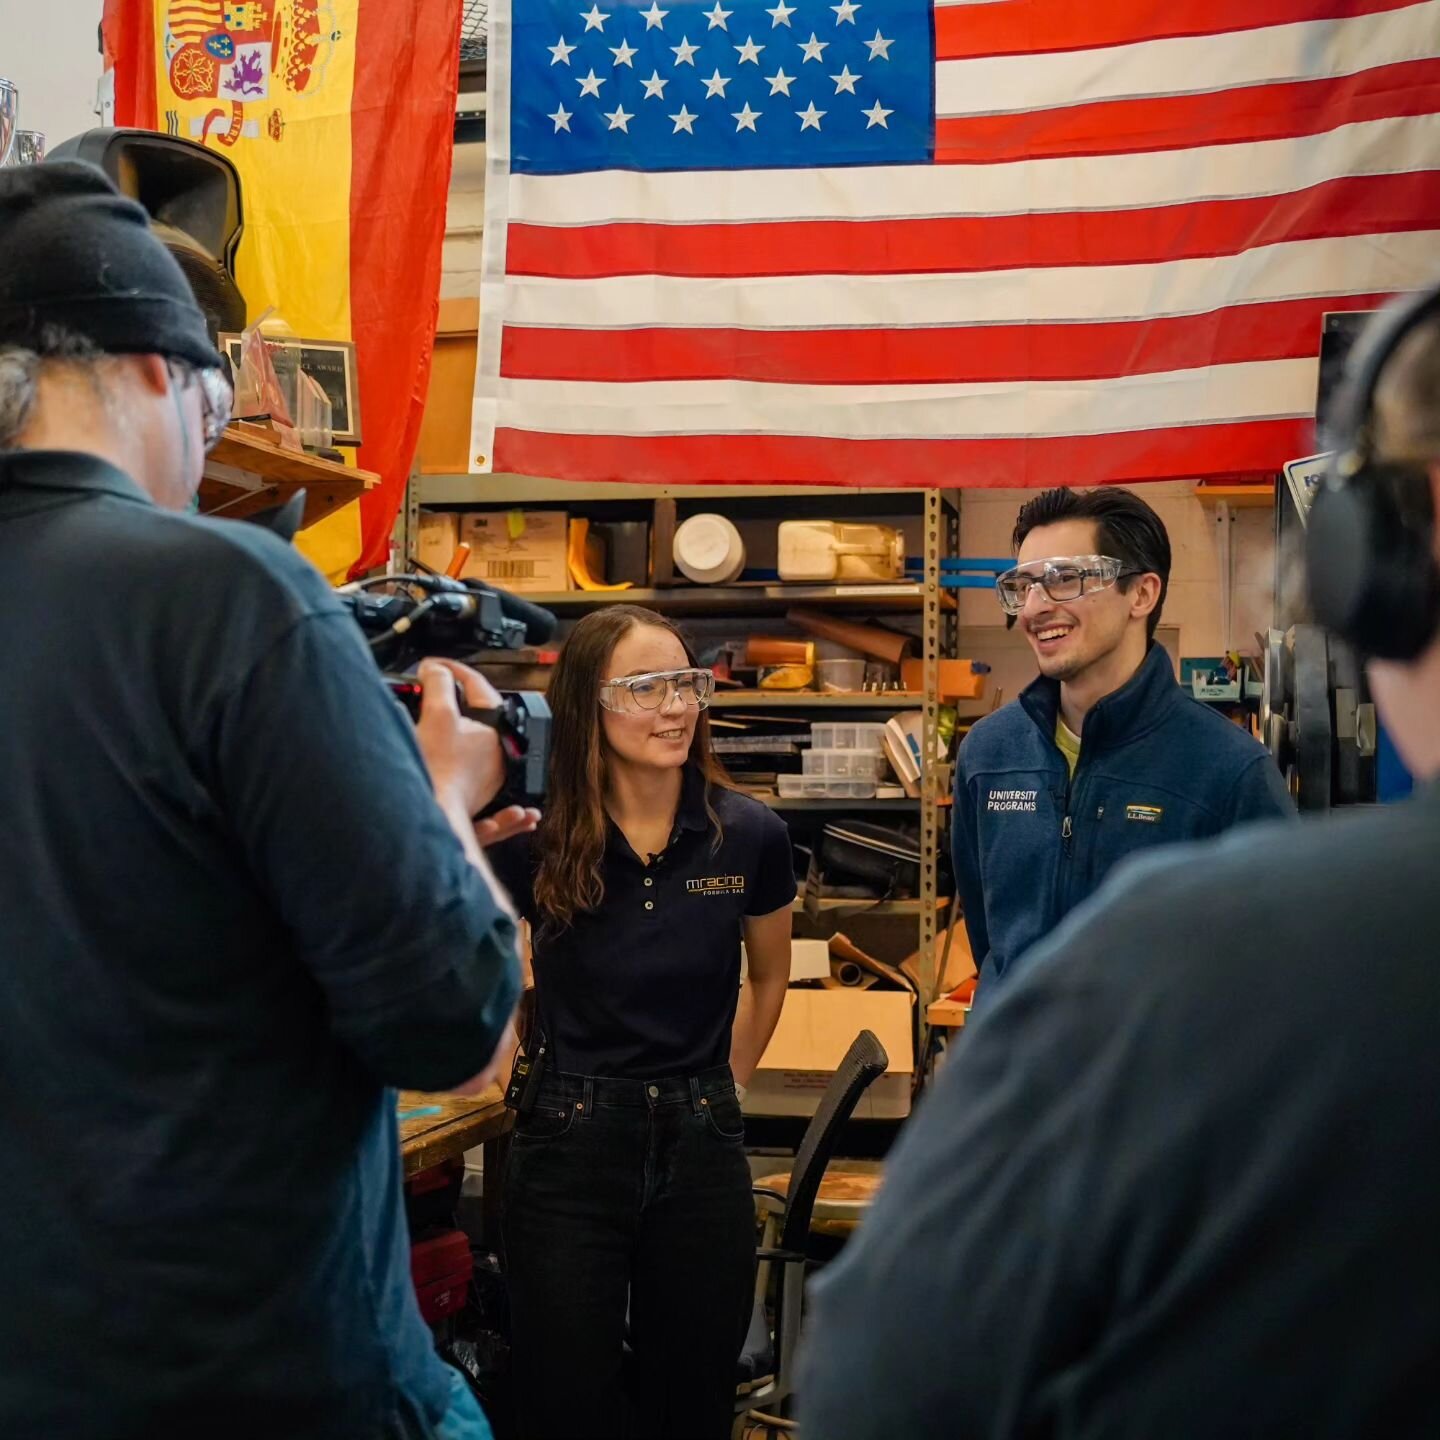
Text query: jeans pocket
513 1099 578 1143
702 1090 746 1141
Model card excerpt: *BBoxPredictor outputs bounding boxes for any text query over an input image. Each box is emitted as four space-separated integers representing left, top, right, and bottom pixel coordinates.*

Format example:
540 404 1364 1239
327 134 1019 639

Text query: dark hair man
801 290 1440 1437
0 161 526 1436
952 486 1292 1011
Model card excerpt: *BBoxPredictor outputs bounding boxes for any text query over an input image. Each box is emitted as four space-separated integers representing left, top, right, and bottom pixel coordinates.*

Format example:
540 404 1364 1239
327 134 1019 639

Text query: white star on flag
796 100 825 130
799 32 828 62
671 35 699 65
670 104 697 133
581 5 608 33
640 2 668 28
548 36 576 65
603 104 634 131
765 67 795 96
861 98 891 127
701 69 732 98
704 2 732 29
766 1 796 26
548 103 573 132
577 68 605 97
831 65 859 94
640 70 669 98
732 102 761 131
610 39 637 66
831 1 861 24
863 30 893 61
735 36 764 64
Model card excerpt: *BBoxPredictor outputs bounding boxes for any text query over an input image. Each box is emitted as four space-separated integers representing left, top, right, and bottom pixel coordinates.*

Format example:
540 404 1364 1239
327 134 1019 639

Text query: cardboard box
460 510 570 594
743 989 915 1120
742 938 831 983
416 510 460 574
901 657 988 700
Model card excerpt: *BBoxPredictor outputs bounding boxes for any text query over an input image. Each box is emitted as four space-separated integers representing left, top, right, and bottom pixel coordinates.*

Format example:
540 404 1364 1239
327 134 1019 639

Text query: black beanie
0 160 223 371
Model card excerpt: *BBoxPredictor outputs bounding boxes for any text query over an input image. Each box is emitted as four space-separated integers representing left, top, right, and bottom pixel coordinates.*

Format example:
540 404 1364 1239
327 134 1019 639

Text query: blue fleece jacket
952 643 1293 1011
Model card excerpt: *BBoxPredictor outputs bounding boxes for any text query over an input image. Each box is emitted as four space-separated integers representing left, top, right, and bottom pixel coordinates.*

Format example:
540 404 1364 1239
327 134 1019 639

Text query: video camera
337 572 555 807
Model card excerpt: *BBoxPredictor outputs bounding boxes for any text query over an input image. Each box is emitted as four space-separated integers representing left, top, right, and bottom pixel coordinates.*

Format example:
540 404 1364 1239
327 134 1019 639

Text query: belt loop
581 1076 594 1116
688 1074 701 1115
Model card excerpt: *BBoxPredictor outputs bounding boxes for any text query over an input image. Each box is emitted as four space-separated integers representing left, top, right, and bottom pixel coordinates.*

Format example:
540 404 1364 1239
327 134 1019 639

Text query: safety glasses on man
598 667 716 714
167 359 234 453
995 555 1142 615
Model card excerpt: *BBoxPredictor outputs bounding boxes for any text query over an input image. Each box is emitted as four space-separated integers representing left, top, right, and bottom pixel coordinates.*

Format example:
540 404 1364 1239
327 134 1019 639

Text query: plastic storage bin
777 521 906 582
778 775 879 799
804 749 887 779
810 723 888 751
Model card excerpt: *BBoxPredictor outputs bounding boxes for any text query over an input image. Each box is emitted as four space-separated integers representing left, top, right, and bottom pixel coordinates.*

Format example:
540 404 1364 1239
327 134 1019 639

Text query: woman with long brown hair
488 605 794 1440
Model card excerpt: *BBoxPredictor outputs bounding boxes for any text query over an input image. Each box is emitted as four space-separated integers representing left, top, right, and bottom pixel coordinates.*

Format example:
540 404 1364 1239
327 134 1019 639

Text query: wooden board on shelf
1193 482 1275 508
713 690 924 709
502 584 941 615
200 425 377 528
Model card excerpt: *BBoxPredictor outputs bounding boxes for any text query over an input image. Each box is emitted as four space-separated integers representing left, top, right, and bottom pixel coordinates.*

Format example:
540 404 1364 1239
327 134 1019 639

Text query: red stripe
102 0 158 129
506 171 1440 281
348 0 462 576
500 294 1386 387
933 0 1421 62
935 58 1440 164
493 420 1311 488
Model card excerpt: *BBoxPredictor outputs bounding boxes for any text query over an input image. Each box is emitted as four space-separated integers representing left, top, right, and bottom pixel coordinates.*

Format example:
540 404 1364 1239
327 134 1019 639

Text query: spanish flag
102 0 462 579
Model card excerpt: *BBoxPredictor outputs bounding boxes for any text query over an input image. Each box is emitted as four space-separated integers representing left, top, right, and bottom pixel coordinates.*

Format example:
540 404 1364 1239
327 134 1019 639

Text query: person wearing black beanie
0 159 231 509
0 156 525 1438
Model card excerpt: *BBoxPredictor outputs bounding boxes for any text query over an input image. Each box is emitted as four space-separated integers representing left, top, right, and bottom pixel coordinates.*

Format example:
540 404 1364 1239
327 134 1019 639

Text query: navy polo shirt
490 769 797 1078
0 451 520 1435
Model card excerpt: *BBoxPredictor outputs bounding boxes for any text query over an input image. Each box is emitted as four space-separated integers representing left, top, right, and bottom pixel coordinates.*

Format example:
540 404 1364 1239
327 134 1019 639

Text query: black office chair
734 1029 890 1438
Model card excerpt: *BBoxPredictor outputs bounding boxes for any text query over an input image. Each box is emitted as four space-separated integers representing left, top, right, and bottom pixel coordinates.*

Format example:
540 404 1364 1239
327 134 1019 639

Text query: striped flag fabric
471 0 1440 488
103 0 463 576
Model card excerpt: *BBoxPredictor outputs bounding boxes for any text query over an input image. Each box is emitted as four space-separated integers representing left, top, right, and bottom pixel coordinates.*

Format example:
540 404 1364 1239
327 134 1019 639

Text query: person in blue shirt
952 486 1292 1010
0 161 524 1438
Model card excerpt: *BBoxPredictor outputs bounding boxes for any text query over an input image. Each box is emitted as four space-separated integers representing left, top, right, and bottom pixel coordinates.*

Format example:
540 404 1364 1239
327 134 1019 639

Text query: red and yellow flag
102 0 461 578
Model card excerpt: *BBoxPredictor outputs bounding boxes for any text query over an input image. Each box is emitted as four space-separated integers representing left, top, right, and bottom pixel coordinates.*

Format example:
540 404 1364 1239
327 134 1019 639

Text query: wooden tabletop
200 425 377 527
926 998 970 1029
397 1086 512 1177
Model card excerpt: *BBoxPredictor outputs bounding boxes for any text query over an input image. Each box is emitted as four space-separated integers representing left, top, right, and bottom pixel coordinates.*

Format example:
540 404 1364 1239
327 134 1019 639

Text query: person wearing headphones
799 284 1440 1437
486 605 796 1440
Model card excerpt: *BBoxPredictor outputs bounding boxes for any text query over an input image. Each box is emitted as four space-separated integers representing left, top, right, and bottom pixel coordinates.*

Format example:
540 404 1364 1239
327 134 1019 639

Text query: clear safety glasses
599 667 716 715
995 555 1140 615
168 360 235 453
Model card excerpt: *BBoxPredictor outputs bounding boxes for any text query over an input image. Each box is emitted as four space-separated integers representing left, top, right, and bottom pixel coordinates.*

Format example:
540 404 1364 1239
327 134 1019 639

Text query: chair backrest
778 1028 889 1256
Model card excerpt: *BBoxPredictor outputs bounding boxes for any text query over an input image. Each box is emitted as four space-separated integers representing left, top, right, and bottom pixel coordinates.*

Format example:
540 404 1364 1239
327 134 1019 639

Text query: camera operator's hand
415 659 506 819
475 804 541 849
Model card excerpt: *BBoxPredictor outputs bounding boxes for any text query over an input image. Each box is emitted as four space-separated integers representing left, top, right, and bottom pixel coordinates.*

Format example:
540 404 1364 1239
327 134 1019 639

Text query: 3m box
416 511 460 574
743 989 915 1120
460 510 569 593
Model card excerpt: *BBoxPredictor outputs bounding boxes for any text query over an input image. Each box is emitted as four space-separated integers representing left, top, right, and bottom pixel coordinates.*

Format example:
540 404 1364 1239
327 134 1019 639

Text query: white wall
443 140 486 300
0 0 105 154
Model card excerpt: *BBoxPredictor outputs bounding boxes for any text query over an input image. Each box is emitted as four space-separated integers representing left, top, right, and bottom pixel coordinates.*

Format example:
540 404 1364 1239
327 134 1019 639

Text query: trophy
0 78 17 168
14 131 45 165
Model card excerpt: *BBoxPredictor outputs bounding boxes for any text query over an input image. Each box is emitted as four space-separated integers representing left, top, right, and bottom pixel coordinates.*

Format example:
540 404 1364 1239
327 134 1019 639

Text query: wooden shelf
200 425 377 528
418 474 935 505
507 583 934 615
1194 483 1275 508
713 690 925 710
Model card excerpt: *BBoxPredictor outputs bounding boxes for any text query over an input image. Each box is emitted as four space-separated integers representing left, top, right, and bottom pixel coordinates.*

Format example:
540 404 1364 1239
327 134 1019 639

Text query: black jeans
503 1064 755 1440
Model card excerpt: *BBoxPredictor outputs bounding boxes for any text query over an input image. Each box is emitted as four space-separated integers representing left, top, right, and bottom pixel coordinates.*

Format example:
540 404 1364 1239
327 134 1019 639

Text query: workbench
398 1086 511 1178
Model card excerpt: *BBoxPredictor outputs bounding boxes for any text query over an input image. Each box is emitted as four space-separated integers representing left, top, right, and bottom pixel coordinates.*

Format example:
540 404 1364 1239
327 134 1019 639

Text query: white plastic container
811 723 888 751
777 520 906 582
778 775 879 799
674 513 746 584
804 749 887 779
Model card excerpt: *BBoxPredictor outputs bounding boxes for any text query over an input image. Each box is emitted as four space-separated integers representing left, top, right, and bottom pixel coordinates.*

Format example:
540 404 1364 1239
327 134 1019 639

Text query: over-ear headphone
1307 281 1440 661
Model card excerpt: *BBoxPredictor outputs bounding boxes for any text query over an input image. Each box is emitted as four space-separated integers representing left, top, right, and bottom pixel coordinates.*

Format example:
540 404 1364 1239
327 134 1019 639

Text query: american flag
471 0 1440 487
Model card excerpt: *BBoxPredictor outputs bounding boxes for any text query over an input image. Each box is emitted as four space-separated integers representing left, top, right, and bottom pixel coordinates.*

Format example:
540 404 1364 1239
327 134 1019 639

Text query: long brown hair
533 605 731 930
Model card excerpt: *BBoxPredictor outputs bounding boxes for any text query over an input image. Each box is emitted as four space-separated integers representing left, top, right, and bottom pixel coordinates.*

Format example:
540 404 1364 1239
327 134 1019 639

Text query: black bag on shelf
818 821 922 898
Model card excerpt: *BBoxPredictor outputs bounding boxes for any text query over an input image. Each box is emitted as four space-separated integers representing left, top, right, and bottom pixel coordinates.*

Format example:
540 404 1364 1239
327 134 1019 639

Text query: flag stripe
500 292 1389 386
932 0 1422 63
934 58 1440 164
492 419 1314 488
501 112 1440 225
933 2 1439 119
493 359 1318 440
505 170 1440 280
496 230 1440 331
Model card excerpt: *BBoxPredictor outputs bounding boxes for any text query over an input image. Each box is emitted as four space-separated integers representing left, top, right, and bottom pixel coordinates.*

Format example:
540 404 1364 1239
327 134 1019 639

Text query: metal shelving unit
404 476 960 1064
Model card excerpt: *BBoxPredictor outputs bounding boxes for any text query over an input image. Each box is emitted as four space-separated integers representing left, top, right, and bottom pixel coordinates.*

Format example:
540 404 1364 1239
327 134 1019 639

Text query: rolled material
831 959 864 987
746 637 815 667
788 608 913 665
